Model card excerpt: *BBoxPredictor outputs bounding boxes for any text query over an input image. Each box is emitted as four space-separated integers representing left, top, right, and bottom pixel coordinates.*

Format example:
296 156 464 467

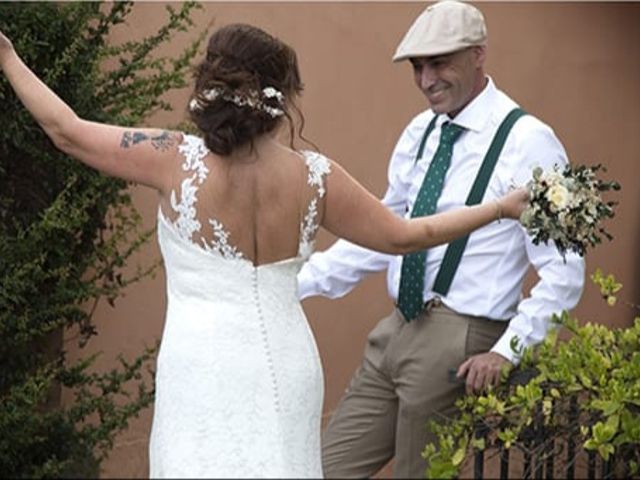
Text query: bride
0 24 528 478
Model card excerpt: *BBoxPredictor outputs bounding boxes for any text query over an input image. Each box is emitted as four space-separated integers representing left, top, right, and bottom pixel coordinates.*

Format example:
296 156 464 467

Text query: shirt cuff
491 325 529 366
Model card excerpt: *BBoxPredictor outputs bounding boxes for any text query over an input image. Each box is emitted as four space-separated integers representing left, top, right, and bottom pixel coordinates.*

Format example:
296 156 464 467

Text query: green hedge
0 3 204 477
424 271 640 479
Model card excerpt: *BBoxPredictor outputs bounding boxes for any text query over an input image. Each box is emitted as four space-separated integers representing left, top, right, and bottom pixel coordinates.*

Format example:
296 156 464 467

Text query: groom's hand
456 352 512 394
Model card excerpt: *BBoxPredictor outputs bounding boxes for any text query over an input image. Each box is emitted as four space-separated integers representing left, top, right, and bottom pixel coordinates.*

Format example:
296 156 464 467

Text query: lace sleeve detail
165 135 244 261
168 135 211 241
299 151 332 259
178 135 210 183
304 151 332 197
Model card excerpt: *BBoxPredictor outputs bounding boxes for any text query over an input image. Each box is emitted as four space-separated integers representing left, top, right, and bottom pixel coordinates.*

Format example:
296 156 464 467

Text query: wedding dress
148 135 330 478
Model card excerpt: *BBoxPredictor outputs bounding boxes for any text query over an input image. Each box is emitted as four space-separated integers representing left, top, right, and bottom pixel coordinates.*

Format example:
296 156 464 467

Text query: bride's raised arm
0 30 179 192
321 159 528 255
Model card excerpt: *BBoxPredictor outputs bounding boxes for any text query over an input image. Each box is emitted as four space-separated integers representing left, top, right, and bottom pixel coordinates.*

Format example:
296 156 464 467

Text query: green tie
397 121 465 321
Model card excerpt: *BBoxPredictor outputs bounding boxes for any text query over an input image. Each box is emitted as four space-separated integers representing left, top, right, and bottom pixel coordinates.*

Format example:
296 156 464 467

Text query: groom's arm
491 118 585 363
297 241 393 300
491 238 585 363
458 116 585 393
460 231 585 393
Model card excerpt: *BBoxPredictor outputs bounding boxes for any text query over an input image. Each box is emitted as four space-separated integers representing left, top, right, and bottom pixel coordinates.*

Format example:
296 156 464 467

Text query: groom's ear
471 45 487 67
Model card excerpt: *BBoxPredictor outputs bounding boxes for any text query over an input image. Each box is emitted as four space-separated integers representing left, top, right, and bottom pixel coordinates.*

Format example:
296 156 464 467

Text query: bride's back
159 135 324 266
146 27 331 478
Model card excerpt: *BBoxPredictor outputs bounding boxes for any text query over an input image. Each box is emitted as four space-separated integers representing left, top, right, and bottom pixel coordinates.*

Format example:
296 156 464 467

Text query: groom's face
410 46 486 117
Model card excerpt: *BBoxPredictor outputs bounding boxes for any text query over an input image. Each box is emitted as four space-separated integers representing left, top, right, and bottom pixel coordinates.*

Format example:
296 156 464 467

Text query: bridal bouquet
520 163 620 260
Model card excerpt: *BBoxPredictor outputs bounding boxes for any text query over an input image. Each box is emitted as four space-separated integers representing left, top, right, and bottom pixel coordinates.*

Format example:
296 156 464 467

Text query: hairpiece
189 86 285 118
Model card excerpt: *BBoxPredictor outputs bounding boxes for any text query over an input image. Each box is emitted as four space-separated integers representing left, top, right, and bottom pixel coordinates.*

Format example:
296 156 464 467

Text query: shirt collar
443 76 496 133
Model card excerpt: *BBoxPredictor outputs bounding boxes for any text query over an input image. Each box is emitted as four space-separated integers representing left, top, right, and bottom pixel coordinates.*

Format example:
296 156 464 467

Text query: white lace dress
149 135 331 478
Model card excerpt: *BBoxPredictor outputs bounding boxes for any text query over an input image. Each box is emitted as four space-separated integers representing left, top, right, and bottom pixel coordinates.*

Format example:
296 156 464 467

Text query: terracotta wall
62 2 640 477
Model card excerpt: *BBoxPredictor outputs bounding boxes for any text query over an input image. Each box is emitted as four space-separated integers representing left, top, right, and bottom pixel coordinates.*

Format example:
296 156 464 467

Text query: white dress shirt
298 77 585 363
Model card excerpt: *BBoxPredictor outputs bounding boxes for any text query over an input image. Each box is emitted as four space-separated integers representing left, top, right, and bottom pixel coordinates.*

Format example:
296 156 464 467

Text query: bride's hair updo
189 24 305 156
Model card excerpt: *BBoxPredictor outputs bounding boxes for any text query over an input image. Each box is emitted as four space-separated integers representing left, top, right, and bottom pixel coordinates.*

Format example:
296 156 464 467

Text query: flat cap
393 0 487 62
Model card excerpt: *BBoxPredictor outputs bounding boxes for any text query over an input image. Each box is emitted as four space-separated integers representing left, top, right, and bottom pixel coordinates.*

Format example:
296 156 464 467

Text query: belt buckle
425 296 442 312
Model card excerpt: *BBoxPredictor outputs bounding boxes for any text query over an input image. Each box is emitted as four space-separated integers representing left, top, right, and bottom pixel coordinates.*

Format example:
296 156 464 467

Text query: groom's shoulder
493 86 556 136
508 109 563 151
493 97 567 164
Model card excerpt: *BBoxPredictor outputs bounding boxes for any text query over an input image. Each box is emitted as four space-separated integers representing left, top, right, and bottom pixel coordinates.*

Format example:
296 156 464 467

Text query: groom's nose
414 63 438 91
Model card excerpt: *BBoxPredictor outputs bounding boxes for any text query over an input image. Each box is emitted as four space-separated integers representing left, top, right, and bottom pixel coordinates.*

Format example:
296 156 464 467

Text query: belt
424 296 443 312
395 296 444 321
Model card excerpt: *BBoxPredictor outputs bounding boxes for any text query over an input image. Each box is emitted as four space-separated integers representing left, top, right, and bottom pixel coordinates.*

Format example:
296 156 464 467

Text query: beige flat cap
393 0 487 62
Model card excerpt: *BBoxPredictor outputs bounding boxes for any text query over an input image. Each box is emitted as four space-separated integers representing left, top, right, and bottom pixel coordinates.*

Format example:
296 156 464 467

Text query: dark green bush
0 2 204 477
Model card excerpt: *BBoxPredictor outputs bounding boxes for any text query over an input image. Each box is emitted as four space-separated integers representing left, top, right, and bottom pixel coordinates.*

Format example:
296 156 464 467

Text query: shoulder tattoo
120 130 177 151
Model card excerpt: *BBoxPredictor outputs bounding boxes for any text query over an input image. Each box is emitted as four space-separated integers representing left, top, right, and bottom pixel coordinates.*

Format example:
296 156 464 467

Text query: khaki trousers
322 303 507 478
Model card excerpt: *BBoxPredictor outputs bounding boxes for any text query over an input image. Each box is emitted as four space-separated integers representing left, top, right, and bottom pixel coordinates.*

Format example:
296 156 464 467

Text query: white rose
544 171 564 185
546 184 571 210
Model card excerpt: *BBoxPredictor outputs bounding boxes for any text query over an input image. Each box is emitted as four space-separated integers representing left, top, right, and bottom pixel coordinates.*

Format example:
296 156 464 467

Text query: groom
298 0 585 478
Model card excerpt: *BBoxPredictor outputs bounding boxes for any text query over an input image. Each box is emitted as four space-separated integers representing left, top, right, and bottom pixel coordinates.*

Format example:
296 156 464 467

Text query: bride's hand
0 30 15 67
497 186 529 220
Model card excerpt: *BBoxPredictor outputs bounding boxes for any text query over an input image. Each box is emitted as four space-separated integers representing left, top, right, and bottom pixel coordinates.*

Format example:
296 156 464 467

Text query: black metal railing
468 371 637 479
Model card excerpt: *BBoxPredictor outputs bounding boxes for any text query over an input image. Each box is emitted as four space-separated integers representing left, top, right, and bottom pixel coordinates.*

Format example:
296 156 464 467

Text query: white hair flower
262 87 285 104
189 86 285 118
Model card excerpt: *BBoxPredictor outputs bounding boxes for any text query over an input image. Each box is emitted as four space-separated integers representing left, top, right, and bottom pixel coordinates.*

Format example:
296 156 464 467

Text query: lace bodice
159 134 331 264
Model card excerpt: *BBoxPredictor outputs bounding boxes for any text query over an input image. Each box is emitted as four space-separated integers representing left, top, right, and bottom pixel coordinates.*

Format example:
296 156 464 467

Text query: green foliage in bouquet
0 2 204 477
520 164 621 260
423 272 640 479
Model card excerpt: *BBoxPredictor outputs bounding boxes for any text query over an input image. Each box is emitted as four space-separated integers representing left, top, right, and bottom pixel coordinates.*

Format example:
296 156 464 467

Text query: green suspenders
413 107 527 296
